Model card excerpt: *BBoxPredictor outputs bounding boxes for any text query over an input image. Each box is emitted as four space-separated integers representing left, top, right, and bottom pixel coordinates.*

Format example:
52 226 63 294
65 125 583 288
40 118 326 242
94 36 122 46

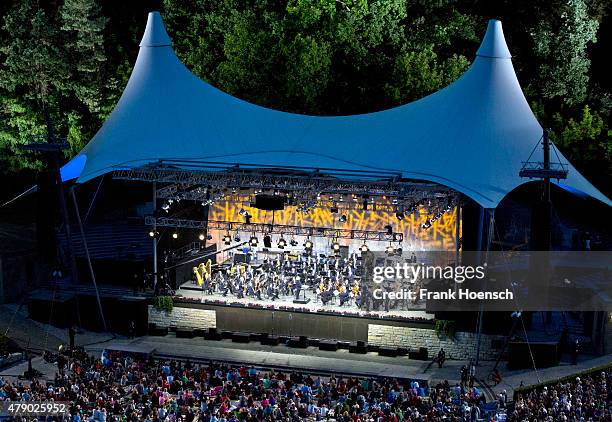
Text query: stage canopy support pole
70 186 107 331
153 182 158 294
455 203 461 266
475 207 495 366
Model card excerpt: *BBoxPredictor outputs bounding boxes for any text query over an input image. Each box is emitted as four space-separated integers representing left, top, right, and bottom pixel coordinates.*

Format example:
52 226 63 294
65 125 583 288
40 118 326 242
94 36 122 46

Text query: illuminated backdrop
208 202 458 253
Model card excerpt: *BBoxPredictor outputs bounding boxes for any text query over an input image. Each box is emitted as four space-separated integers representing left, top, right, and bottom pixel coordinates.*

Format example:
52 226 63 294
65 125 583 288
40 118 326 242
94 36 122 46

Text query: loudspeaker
319 340 338 351
176 328 194 338
264 235 272 248
254 194 285 211
378 346 398 357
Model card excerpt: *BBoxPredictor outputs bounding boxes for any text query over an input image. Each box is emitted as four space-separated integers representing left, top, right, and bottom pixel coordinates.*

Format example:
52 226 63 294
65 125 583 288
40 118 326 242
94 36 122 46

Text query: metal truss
145 216 403 242
113 163 455 201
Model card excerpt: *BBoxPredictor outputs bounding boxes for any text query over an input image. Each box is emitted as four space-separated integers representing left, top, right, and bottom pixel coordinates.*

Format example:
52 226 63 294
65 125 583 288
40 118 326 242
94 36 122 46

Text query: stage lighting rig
304 239 313 250
234 233 241 242
385 244 395 255
360 243 369 253
223 233 232 245
339 214 347 223
199 233 205 241
250 236 258 246
332 240 341 252
278 237 287 249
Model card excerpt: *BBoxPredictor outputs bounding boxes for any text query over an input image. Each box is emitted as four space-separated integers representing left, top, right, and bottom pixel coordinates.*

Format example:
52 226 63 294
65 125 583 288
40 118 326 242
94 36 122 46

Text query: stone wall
148 305 216 329
367 324 503 361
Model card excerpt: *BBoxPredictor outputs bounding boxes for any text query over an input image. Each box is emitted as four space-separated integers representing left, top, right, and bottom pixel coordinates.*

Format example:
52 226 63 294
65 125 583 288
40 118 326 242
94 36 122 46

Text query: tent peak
476 19 512 59
140 11 172 47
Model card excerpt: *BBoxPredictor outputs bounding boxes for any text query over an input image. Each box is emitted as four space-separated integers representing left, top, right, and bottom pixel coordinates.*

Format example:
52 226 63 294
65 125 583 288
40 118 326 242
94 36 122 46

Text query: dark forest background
0 0 610 199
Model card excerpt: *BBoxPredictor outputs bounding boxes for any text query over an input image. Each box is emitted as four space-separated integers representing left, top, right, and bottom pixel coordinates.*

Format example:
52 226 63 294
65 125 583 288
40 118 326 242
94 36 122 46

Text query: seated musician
338 282 350 306
267 281 279 301
321 283 333 305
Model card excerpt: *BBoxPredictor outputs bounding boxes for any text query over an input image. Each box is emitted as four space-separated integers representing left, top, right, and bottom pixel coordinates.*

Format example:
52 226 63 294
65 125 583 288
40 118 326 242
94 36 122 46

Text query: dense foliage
0 0 609 194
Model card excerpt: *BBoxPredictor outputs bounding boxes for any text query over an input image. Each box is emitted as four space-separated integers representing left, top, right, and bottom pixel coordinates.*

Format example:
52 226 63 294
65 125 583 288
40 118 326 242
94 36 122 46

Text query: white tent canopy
61 12 610 209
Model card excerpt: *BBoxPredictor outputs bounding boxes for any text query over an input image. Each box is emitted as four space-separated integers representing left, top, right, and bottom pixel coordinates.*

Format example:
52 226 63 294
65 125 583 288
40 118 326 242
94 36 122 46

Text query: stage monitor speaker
254 194 286 211
378 346 398 357
263 235 272 248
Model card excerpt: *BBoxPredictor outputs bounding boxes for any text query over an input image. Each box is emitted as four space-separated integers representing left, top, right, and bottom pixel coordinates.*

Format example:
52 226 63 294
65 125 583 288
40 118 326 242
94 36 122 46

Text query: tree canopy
0 0 609 195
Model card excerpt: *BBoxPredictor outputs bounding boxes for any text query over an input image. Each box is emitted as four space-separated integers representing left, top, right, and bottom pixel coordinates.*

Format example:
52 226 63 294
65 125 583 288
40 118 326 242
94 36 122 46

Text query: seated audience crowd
0 348 502 421
511 368 610 421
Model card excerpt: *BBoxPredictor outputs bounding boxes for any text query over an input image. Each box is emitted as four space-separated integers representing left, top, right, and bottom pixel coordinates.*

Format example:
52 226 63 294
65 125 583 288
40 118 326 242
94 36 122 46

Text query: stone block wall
148 305 216 329
367 324 503 361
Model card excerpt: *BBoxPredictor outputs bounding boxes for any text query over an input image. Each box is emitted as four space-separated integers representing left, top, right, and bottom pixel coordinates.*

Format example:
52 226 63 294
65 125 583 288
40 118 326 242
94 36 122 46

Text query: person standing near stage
437 348 446 368
468 360 476 387
572 339 580 364
68 326 76 350
294 276 302 300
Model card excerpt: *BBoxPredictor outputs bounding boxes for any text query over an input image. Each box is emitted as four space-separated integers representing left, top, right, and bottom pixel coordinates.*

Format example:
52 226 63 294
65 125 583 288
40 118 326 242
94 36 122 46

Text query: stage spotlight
234 233 241 242
330 206 339 214
290 239 298 247
223 234 232 245
250 236 258 246
172 233 178 239
304 239 313 249
239 208 247 216
199 233 205 241
278 237 286 249
396 247 403 255
149 231 155 238
244 213 252 224
384 225 393 235
161 203 170 212
360 243 369 253
385 244 395 255
421 219 432 229
332 241 340 252
207 234 213 240
339 215 347 223
395 212 404 221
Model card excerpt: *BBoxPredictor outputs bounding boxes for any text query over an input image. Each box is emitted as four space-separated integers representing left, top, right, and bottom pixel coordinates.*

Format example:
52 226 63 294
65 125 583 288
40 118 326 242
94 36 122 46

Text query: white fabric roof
62 12 610 208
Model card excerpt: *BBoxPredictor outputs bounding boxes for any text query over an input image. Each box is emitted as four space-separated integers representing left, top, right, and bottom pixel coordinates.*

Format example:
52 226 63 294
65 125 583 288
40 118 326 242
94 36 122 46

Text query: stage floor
176 281 433 320
85 334 431 382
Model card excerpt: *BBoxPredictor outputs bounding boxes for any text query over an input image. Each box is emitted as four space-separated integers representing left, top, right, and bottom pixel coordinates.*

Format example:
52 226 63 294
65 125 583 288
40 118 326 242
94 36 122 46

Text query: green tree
531 0 599 106
60 0 109 115
0 0 68 171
